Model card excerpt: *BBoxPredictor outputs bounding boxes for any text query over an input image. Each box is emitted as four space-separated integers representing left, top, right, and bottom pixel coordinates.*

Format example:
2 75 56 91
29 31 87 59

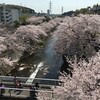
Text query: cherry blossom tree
40 17 63 33
54 15 100 61
53 52 100 100
27 16 47 25
49 14 100 100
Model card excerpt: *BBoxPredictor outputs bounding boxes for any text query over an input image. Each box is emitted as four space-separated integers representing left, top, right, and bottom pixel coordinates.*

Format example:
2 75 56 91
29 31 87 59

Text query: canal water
11 35 62 79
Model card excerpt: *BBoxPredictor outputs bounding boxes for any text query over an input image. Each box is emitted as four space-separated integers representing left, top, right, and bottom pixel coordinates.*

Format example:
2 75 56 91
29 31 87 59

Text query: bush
19 16 29 25
14 20 20 28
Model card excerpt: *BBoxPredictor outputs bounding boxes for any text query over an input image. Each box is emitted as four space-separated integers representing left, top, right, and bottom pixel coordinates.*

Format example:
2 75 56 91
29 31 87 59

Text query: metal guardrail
0 76 64 87
0 86 55 99
0 76 64 99
0 76 61 81
0 86 54 92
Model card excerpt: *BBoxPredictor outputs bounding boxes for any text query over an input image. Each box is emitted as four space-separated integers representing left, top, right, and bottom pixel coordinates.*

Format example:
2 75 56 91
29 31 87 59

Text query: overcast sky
0 0 100 14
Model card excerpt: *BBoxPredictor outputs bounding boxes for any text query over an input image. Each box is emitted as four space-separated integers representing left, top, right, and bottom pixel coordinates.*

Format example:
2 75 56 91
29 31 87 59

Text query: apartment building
0 4 35 25
0 4 19 25
2 9 12 24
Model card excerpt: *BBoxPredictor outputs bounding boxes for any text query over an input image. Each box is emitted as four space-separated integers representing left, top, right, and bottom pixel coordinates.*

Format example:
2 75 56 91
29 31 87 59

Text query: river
11 35 62 79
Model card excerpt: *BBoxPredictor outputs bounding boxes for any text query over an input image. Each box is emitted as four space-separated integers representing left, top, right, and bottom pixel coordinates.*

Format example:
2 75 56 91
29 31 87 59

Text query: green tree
19 16 29 25
14 20 20 28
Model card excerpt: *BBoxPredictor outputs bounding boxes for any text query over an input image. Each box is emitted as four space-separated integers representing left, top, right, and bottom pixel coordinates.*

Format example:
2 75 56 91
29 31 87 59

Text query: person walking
35 82 39 90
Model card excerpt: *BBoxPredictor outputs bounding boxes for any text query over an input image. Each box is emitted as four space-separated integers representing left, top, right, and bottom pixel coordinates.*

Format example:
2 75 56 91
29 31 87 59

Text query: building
62 11 74 16
0 4 19 25
0 4 35 25
92 4 100 11
91 4 100 14
2 9 12 24
11 9 19 23
47 9 50 15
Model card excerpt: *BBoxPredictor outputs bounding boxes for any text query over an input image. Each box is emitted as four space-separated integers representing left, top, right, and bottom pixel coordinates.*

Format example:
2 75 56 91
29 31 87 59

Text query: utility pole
61 6 63 14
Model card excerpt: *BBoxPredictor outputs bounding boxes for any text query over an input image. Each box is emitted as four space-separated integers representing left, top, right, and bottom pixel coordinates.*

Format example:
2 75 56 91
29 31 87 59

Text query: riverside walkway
0 76 63 100
26 62 44 84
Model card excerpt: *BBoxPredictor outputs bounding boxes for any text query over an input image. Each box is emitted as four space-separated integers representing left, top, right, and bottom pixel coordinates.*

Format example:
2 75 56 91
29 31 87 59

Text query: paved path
26 62 44 84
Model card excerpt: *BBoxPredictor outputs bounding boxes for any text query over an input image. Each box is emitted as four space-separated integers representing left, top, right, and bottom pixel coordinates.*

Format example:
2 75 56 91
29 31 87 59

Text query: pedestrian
16 80 19 88
0 82 2 87
19 81 23 88
0 83 5 95
29 85 36 97
35 82 39 90
29 85 32 96
15 80 23 95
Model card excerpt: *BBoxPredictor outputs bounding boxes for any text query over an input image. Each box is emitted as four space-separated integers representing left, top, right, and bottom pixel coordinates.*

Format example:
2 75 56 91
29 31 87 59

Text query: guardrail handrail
0 76 62 82
0 86 54 93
